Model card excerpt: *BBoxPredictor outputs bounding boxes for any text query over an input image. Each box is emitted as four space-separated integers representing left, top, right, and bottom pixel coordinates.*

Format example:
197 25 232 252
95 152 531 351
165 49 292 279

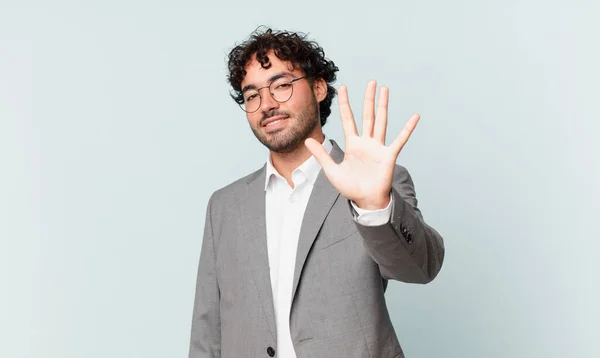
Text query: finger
374 86 389 145
391 113 420 157
305 137 338 173
362 80 377 137
337 86 358 138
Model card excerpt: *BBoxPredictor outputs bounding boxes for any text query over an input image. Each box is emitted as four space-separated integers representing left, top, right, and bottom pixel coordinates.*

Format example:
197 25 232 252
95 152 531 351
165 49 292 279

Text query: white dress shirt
264 137 393 358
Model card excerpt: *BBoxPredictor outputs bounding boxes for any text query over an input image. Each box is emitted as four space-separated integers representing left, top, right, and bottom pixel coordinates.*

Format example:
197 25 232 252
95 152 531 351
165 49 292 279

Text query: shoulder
207 165 265 208
393 163 412 183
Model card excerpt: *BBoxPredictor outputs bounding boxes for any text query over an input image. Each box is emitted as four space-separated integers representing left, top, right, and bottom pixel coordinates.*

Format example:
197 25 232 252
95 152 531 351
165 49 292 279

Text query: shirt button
289 195 297 202
267 346 276 357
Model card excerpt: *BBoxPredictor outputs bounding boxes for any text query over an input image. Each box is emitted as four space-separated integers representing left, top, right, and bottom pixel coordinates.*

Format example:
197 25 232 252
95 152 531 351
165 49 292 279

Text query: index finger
338 86 358 138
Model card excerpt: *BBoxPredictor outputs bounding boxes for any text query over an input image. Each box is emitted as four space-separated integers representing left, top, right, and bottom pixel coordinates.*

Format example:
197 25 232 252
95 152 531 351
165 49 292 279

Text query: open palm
305 81 420 210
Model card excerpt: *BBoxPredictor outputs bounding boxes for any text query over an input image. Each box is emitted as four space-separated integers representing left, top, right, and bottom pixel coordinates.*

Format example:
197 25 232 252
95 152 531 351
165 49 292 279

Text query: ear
312 78 328 103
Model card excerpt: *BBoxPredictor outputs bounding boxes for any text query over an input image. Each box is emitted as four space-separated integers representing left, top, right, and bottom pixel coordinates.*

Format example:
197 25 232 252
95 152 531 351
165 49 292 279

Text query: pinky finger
391 113 420 156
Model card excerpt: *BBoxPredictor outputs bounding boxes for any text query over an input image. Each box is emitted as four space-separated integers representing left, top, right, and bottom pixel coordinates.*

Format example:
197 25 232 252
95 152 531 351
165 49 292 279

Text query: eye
245 93 259 102
274 83 292 91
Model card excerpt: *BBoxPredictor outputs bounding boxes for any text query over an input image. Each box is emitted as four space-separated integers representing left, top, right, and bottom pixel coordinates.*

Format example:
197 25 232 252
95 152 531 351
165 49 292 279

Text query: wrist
354 193 391 211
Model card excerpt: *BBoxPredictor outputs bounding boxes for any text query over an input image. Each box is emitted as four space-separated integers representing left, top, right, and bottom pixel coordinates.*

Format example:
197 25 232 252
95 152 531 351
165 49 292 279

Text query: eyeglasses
239 76 307 113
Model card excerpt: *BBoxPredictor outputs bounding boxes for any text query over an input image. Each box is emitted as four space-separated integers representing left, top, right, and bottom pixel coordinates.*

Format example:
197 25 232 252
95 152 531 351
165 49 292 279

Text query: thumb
305 138 337 173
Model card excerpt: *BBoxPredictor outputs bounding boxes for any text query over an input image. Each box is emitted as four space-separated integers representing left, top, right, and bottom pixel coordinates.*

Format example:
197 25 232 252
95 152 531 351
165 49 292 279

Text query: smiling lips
262 115 289 129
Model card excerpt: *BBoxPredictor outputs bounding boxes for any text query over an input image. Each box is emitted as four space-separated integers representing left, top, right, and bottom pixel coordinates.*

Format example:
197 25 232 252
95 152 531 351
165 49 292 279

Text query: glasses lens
243 91 261 113
269 78 294 102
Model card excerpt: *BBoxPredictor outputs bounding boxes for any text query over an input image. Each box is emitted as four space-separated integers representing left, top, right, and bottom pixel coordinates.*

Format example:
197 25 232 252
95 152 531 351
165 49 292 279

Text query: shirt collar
265 136 333 191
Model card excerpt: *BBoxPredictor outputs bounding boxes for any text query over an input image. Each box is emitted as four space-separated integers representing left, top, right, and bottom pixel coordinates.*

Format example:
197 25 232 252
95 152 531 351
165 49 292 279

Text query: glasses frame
239 75 308 113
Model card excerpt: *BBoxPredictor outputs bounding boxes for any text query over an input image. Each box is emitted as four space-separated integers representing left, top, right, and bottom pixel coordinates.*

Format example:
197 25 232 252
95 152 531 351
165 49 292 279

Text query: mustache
260 111 290 125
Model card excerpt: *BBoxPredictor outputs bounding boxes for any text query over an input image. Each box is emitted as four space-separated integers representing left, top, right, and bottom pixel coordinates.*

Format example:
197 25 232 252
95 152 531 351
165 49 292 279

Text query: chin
266 139 302 154
263 133 305 154
252 108 318 153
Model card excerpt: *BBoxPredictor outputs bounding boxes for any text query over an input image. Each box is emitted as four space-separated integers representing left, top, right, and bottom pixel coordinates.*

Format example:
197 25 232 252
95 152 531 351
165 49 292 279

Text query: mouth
262 115 289 128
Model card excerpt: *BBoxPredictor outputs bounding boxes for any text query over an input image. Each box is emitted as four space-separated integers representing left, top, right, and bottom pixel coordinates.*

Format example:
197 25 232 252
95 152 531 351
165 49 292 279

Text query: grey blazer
189 140 445 358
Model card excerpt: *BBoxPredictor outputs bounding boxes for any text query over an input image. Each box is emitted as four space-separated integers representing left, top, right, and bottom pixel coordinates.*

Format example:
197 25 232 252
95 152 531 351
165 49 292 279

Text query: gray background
1 0 598 357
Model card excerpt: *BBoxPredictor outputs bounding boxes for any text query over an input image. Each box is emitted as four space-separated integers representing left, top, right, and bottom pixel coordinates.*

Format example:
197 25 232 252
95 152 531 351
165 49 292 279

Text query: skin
241 51 420 210
241 51 328 187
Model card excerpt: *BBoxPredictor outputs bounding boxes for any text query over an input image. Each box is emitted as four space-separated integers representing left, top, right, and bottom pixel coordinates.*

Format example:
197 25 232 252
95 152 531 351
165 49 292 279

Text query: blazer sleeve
189 196 221 358
353 165 445 283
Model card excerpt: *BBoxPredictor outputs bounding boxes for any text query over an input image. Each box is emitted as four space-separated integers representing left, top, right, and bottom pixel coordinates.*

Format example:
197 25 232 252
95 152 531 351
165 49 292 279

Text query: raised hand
305 80 420 210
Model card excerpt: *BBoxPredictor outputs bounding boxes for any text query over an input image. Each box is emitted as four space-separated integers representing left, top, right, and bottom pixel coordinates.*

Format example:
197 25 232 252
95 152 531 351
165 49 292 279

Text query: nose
259 88 279 113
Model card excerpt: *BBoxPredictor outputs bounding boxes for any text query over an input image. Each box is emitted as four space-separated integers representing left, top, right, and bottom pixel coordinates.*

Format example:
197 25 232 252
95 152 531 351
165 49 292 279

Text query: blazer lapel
291 140 345 303
240 166 276 340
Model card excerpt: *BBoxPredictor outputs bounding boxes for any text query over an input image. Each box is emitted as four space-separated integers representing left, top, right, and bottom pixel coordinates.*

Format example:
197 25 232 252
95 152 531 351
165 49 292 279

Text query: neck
270 132 325 188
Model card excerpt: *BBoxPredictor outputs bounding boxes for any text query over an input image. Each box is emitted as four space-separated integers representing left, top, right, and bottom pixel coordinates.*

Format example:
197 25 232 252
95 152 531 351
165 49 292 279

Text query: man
189 28 445 358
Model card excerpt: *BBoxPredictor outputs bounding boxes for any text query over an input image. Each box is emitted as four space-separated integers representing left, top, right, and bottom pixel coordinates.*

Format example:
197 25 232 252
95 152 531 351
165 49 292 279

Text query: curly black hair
227 27 339 126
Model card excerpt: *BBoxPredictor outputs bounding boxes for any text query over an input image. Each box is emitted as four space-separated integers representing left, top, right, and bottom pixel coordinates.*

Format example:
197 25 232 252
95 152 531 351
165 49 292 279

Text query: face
240 51 327 153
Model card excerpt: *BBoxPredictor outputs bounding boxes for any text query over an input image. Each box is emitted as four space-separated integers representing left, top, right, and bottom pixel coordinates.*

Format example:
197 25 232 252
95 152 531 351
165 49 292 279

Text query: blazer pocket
316 229 359 250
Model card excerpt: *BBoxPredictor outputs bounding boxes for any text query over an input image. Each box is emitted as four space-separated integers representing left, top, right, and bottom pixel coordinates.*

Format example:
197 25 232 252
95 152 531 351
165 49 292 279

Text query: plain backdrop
1 0 598 357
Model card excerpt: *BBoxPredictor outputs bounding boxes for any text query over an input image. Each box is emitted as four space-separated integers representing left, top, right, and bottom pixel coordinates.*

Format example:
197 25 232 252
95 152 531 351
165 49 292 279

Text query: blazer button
267 347 275 357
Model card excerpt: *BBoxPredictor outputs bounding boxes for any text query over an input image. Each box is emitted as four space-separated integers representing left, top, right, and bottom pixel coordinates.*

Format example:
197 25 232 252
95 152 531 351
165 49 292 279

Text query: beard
251 95 319 154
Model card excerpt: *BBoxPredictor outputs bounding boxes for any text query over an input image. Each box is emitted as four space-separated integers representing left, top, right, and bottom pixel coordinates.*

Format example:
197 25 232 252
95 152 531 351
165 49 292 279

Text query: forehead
241 51 302 87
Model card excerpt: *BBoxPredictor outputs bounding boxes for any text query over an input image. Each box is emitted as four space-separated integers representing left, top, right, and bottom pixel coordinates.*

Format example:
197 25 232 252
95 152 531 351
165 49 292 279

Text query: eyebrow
241 72 292 93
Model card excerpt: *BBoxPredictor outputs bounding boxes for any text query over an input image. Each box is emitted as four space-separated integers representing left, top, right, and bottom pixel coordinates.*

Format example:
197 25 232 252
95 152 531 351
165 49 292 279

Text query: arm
305 81 445 283
189 196 221 358
351 165 445 283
